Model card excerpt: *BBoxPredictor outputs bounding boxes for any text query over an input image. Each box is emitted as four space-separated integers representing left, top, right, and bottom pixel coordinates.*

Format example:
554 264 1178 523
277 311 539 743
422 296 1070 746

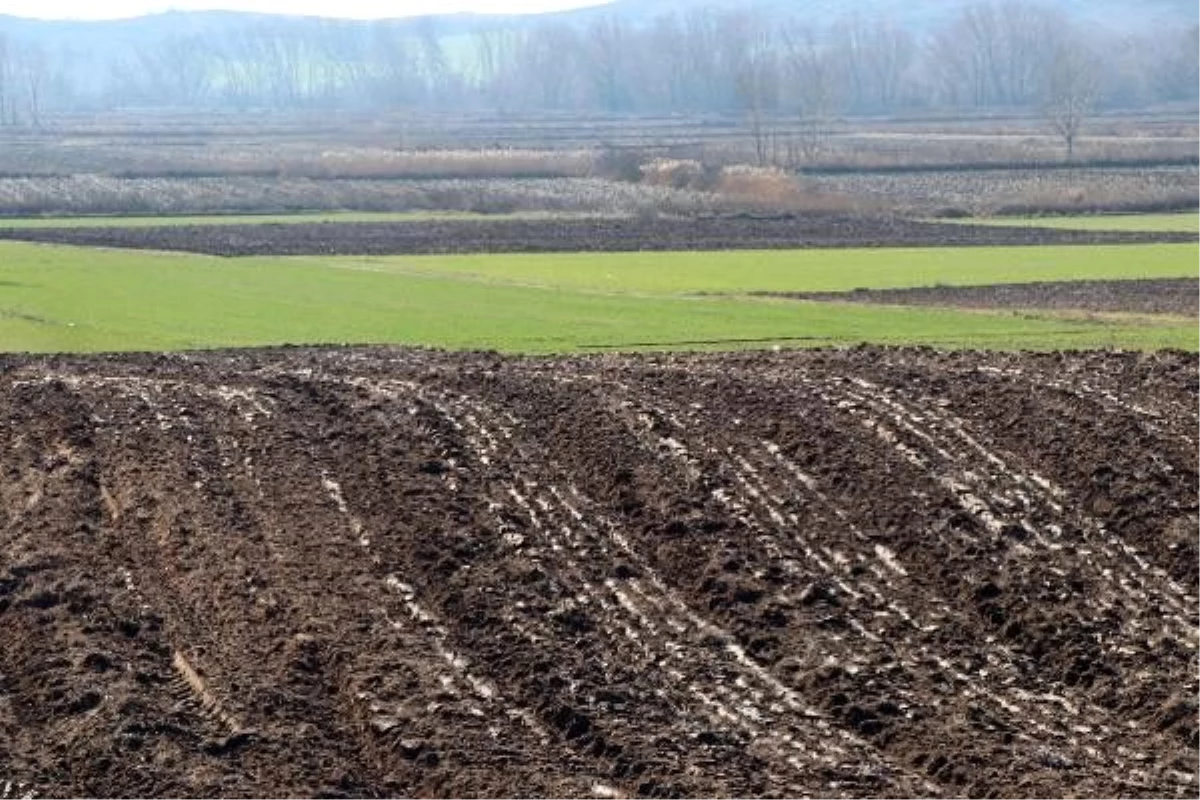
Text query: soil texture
776 278 1200 317
0 215 1193 256
0 346 1196 798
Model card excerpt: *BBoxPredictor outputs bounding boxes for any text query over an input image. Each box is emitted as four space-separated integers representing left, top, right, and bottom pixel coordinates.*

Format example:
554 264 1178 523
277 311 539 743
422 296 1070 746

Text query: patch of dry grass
0 176 721 217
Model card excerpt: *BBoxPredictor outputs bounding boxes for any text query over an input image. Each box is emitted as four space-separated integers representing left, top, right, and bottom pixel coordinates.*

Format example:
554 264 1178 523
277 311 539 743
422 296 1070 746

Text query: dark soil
774 278 1200 316
0 346 1196 798
0 215 1192 256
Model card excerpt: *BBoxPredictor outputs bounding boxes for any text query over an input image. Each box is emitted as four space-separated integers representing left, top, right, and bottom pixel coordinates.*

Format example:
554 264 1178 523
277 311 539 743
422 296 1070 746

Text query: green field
0 241 1194 354
963 212 1199 233
344 244 1195 295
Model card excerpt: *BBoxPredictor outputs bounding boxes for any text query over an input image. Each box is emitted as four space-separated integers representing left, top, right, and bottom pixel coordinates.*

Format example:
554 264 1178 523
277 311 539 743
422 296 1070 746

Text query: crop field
0 108 1196 800
1 113 1195 219
0 346 1195 797
0 240 1195 354
1 214 1194 257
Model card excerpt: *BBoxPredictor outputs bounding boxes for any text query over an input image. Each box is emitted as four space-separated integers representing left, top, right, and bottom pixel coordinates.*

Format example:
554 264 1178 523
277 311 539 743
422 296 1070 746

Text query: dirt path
0 346 1195 798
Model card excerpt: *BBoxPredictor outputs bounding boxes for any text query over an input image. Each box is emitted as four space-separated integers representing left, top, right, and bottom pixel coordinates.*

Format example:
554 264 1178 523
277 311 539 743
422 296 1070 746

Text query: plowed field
779 278 1200 317
0 215 1192 256
0 347 1196 798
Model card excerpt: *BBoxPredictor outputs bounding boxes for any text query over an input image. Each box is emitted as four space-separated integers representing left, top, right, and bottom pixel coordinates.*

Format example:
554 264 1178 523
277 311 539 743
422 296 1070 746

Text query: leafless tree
0 2 1192 122
1044 38 1099 158
514 23 581 110
0 37 49 126
581 16 635 112
115 35 213 106
729 15 779 165
0 35 13 125
830 16 913 112
474 27 525 112
12 43 47 126
364 22 418 108
929 1 1063 108
780 23 843 163
1152 24 1200 102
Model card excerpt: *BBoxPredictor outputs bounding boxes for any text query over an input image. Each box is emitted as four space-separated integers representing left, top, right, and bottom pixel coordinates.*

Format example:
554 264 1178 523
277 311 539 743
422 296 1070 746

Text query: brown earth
0 215 1193 256
0 346 1196 798
773 278 1200 317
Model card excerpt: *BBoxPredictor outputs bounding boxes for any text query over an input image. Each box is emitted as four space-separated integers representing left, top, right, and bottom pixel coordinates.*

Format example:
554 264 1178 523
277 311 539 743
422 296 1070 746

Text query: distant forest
0 0 1196 124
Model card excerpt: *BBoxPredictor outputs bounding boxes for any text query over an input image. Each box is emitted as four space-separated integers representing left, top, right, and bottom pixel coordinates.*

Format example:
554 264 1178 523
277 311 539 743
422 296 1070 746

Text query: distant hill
558 0 1198 32
1 1 1195 58
3 0 1196 40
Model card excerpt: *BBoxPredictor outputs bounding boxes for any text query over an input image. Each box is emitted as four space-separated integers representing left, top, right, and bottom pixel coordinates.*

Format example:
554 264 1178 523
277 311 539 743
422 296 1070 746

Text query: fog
8 0 604 22
0 0 1195 122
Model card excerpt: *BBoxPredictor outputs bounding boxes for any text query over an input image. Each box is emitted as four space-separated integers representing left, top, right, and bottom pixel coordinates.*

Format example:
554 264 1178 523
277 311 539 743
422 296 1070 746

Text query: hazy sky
2 0 610 20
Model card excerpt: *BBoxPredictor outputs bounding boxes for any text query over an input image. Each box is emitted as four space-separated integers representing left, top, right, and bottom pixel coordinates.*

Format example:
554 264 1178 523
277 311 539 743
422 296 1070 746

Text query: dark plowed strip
773 278 1200 317
0 215 1193 256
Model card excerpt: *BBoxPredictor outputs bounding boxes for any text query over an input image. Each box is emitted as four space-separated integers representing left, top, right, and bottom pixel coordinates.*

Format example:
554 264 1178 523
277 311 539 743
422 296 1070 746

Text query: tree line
0 1 1195 126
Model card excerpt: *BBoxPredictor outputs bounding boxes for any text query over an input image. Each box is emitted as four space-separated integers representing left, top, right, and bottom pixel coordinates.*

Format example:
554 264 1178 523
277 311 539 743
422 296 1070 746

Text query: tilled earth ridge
0 346 1196 798
0 215 1193 255
772 278 1200 317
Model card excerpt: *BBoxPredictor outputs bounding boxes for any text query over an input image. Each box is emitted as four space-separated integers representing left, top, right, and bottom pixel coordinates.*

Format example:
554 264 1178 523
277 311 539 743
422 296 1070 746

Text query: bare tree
730 15 778 165
364 22 417 109
0 2 1192 120
929 1 1063 108
114 35 213 107
830 16 913 112
1044 38 1098 158
581 16 634 112
780 23 843 163
474 27 525 112
512 23 580 110
417 19 455 108
0 35 12 125
12 43 47 127
1153 24 1200 103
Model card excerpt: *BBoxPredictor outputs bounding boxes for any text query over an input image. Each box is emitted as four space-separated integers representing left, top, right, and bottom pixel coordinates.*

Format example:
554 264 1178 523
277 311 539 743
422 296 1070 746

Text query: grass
960 212 1199 233
343 243 1198 295
0 241 1194 354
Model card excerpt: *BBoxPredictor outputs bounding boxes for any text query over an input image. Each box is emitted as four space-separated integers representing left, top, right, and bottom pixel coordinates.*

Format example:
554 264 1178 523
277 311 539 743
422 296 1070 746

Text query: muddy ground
775 278 1200 317
0 346 1196 798
0 215 1192 256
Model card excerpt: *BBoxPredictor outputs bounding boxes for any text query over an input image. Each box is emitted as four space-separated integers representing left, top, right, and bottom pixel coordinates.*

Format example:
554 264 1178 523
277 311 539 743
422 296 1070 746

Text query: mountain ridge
2 0 1196 34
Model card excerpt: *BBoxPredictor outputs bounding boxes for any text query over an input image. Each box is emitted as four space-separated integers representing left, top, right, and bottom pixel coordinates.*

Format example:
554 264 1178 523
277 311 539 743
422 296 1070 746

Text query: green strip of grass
343 243 1198 296
0 242 1193 354
953 212 1199 233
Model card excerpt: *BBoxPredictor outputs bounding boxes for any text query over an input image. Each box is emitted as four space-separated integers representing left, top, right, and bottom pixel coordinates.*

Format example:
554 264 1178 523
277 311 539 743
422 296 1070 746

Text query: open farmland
0 346 1195 797
0 113 1194 220
0 3 1197 795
